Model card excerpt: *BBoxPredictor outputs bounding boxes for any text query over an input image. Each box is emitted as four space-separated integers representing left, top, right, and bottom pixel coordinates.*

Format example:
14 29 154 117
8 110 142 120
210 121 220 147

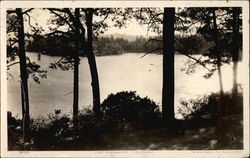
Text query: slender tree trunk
212 8 225 148
232 8 240 99
73 8 80 128
16 8 30 142
212 9 224 97
162 8 175 122
86 8 101 118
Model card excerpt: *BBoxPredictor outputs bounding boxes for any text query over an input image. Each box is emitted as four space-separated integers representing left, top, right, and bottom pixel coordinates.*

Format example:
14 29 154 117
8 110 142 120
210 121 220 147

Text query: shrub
178 92 243 120
77 109 102 141
101 91 161 129
8 112 23 150
29 109 72 149
8 108 103 150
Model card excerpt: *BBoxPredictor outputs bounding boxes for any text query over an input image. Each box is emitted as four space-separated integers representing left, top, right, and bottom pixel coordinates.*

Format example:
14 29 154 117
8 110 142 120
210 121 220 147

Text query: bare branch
7 61 20 68
22 8 34 15
144 38 162 46
46 30 73 37
55 56 66 64
7 10 16 14
180 52 211 72
23 12 37 31
140 47 163 58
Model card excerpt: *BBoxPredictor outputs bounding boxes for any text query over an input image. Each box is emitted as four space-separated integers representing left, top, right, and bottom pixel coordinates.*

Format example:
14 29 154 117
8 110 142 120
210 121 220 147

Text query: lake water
7 52 244 118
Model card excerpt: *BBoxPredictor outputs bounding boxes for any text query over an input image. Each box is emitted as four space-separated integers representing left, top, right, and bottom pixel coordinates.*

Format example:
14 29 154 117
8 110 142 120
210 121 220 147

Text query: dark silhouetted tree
84 8 101 117
48 8 82 128
7 8 47 143
16 8 30 142
162 8 175 122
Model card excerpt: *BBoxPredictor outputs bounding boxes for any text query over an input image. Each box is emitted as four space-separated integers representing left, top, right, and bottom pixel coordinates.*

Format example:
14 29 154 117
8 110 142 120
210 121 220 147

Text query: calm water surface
7 52 244 118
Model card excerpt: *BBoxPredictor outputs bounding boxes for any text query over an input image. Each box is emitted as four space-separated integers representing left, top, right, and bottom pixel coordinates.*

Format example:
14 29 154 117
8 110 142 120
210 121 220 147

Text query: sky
24 8 158 37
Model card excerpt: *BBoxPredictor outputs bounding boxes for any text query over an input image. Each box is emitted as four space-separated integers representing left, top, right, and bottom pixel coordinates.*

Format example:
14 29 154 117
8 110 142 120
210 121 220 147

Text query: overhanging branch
140 47 163 58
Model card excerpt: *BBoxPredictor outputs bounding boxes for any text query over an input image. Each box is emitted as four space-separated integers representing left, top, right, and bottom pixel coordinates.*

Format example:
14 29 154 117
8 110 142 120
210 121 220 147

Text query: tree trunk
212 8 224 148
16 8 30 142
232 8 240 99
212 9 224 97
162 8 175 122
73 8 80 128
85 8 101 118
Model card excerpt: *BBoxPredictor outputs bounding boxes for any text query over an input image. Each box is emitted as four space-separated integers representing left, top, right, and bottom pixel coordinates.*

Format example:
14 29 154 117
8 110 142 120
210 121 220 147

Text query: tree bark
16 8 30 142
162 8 175 122
73 8 80 128
85 8 101 118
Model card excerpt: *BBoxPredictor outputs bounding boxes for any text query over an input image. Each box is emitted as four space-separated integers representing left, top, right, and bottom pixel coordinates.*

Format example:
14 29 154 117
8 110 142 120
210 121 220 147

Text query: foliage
6 9 47 84
176 7 242 78
101 91 161 129
178 91 243 120
8 109 102 150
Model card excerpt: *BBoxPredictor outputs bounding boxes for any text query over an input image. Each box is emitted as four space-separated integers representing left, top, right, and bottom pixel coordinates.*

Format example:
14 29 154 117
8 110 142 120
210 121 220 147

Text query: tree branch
7 61 20 68
180 52 211 72
22 8 34 15
7 10 16 14
95 10 110 33
23 12 37 31
55 56 66 64
46 30 73 37
140 47 163 58
144 38 162 46
48 8 75 31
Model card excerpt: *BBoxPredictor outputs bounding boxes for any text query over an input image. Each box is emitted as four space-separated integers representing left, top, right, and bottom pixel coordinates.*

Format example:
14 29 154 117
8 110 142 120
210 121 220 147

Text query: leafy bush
8 112 23 150
28 110 72 149
178 92 243 120
8 109 101 150
101 91 161 129
77 109 102 141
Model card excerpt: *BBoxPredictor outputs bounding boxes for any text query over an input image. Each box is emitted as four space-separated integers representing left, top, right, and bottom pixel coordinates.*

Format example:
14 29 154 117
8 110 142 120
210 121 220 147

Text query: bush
29 110 72 149
8 112 23 150
8 108 103 150
77 109 102 141
101 91 161 129
178 92 243 120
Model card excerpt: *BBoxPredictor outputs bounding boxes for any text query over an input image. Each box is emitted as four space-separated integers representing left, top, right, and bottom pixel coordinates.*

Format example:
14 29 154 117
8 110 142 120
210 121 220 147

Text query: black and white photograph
0 0 249 157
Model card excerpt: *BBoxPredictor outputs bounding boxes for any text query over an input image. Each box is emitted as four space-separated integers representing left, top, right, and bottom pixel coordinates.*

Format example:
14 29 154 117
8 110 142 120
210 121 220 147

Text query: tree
47 8 82 127
177 7 242 104
48 8 123 119
231 8 242 99
84 8 101 117
79 8 130 118
73 8 80 127
16 8 30 142
7 8 47 142
176 7 243 147
162 8 175 122
211 8 224 97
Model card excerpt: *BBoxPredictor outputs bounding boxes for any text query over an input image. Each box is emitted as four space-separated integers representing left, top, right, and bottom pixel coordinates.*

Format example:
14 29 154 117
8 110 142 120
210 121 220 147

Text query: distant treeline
26 34 209 56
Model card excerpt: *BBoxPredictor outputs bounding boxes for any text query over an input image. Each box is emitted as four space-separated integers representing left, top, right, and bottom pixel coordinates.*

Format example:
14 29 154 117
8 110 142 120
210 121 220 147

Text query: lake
7 52 243 118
